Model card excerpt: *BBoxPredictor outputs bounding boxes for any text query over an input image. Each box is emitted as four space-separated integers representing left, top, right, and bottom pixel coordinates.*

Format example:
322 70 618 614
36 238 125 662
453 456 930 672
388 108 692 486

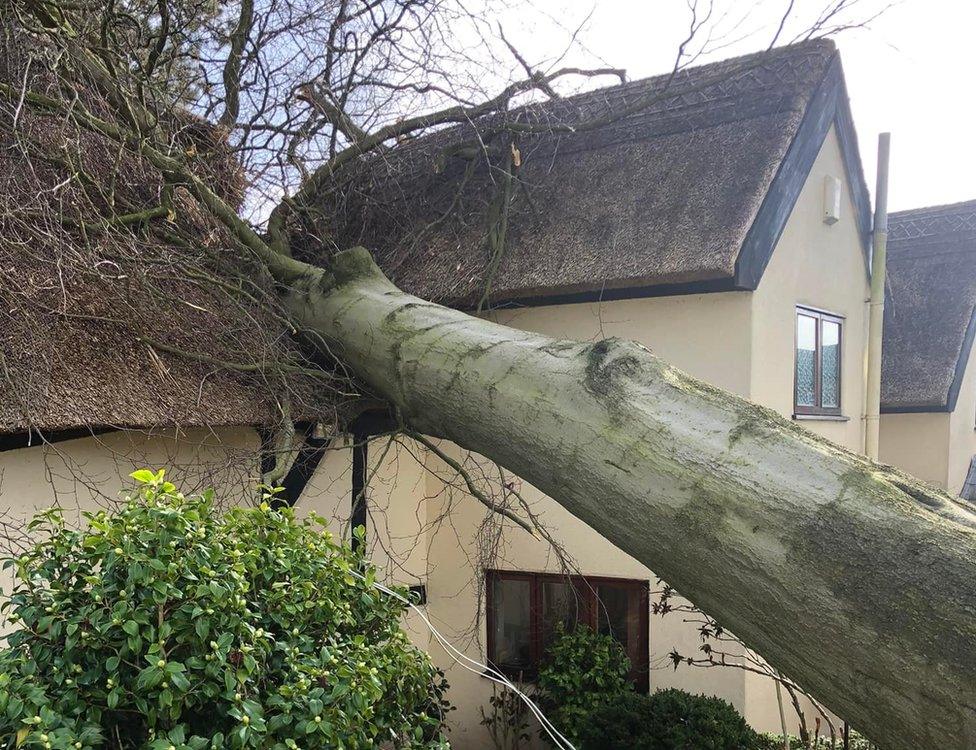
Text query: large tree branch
280 246 976 750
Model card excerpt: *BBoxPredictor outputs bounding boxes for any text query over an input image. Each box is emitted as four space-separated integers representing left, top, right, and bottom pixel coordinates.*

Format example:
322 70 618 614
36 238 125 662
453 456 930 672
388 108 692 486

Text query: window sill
793 414 850 422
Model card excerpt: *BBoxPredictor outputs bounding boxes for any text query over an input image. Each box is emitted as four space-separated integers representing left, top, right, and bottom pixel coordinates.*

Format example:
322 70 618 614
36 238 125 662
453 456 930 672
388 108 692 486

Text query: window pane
597 584 645 689
795 314 817 407
491 577 532 670
542 580 579 653
821 320 840 408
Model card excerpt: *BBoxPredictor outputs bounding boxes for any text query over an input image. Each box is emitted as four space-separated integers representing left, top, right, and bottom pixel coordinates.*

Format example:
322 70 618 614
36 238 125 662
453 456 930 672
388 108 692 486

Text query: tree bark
287 247 976 750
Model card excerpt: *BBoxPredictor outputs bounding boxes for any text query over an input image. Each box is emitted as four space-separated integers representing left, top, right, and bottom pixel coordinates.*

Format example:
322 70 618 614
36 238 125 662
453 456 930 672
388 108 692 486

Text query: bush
535 625 632 746
577 688 760 750
0 471 449 749
756 732 881 749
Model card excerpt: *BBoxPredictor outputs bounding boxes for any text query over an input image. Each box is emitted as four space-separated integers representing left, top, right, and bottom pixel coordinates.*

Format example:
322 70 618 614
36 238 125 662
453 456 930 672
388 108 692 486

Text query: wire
365 575 576 750
349 570 577 750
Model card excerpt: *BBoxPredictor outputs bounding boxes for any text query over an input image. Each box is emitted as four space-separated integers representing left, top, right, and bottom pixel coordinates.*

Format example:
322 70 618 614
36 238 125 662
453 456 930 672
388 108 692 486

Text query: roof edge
734 53 872 289
471 276 743 311
890 198 976 221
0 427 118 453
946 303 976 413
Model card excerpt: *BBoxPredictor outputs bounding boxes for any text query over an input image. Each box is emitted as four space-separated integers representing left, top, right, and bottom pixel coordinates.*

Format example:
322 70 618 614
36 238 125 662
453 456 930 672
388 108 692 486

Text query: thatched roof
881 200 976 413
0 37 335 438
319 38 870 308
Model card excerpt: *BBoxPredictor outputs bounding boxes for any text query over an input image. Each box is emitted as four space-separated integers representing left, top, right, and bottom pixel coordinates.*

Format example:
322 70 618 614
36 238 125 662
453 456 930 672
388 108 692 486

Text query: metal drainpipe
864 133 891 460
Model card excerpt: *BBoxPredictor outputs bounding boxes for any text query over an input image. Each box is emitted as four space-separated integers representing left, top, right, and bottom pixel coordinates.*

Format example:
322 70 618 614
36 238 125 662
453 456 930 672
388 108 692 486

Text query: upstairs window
795 307 843 416
486 570 649 690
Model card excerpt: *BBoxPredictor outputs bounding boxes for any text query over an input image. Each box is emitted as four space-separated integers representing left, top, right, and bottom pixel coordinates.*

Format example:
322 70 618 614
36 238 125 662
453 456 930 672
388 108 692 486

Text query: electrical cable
349 570 577 750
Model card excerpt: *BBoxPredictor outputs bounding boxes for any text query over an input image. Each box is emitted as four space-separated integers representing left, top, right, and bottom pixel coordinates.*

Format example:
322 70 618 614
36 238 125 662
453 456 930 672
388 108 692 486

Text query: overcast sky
502 0 974 212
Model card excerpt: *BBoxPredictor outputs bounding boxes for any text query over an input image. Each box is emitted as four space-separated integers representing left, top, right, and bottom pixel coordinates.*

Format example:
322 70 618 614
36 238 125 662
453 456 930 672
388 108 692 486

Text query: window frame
485 569 649 691
794 306 844 417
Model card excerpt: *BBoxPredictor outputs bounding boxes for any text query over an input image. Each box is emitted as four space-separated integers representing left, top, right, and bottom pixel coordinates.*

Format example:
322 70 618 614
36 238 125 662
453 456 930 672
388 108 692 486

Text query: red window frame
485 570 649 691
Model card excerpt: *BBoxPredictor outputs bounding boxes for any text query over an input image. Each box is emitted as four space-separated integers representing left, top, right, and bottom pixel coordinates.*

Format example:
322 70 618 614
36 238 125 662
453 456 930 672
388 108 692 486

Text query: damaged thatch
881 199 976 412
313 38 846 307
0 33 340 436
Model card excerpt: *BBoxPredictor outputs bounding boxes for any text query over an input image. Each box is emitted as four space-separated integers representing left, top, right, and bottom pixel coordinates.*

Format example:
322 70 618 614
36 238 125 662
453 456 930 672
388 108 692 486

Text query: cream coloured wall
0 427 261 626
0 426 261 523
491 290 754 397
749 125 870 452
419 440 750 749
877 336 976 494
879 413 950 488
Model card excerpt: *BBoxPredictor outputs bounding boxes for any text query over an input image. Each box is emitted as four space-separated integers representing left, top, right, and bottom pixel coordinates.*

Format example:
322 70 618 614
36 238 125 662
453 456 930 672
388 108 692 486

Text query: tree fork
285 247 976 750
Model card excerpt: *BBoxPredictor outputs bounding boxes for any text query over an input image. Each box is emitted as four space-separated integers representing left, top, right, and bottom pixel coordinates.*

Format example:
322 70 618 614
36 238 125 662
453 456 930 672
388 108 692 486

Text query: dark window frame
485 570 649 691
794 306 844 417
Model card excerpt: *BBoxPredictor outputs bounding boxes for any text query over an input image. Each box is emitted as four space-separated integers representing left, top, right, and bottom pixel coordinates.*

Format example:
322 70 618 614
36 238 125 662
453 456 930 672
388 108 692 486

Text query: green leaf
129 469 157 484
169 670 190 692
136 666 163 691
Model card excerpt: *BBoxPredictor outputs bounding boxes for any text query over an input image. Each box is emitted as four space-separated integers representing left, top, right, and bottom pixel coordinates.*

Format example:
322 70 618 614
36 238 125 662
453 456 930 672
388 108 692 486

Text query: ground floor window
486 570 649 690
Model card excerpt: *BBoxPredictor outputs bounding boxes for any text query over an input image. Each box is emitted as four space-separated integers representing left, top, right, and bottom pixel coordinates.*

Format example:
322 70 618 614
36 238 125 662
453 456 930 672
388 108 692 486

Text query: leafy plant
479 682 531 750
535 625 632 746
0 471 450 749
576 688 760 750
756 731 882 750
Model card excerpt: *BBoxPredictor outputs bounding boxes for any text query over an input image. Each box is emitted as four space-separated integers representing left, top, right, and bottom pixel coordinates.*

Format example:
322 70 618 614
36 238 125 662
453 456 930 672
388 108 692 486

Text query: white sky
501 0 976 212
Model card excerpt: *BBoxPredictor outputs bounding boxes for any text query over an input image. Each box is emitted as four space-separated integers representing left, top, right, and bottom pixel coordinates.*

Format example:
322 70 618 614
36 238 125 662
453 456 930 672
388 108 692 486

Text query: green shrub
536 625 632 746
576 688 759 750
0 471 449 749
756 731 881 749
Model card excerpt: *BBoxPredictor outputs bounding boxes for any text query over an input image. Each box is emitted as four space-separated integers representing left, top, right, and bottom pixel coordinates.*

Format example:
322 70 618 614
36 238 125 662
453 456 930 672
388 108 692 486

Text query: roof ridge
507 38 836 127
889 200 976 243
377 38 838 179
891 198 976 220
551 37 835 103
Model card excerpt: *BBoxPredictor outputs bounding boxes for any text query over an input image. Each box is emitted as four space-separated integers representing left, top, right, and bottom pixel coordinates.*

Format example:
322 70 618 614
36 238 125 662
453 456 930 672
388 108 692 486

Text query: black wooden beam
350 426 368 554
347 410 396 554
0 426 117 454
258 410 395 549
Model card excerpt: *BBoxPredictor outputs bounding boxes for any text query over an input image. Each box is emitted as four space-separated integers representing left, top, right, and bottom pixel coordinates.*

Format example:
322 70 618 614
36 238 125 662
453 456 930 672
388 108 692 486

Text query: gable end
734 55 871 290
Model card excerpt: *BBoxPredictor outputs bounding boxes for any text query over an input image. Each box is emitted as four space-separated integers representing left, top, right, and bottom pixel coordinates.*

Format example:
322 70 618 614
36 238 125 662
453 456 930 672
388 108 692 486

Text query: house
878 200 976 496
0 37 942 747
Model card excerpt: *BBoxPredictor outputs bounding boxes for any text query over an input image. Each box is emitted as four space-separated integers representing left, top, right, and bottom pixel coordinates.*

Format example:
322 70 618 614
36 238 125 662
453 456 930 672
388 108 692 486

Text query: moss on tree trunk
287 247 976 750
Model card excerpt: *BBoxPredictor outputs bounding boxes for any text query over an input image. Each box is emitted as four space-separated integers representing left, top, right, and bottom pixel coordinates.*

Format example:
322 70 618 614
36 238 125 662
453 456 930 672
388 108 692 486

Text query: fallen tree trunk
287 247 976 750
